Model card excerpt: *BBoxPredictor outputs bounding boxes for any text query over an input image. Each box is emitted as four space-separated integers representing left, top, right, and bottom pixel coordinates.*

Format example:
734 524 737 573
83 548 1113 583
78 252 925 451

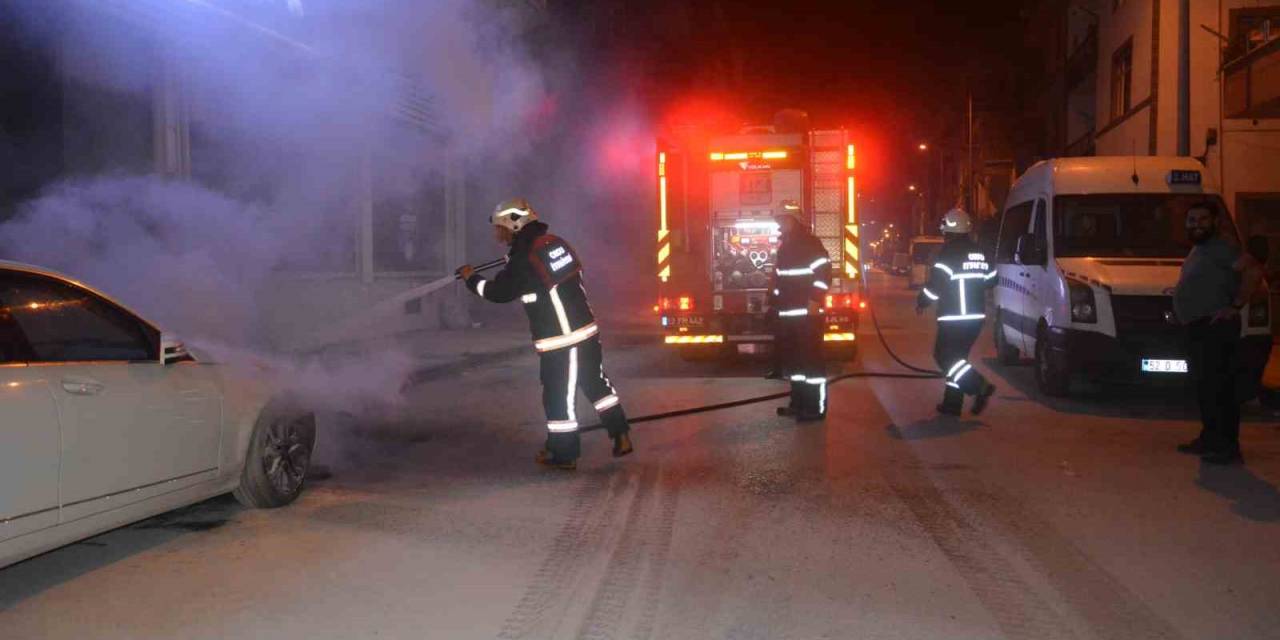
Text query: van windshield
1053 194 1236 258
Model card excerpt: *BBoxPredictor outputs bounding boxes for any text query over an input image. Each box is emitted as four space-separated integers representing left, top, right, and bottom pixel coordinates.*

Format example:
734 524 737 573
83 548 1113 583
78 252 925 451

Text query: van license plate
1141 359 1187 373
738 344 760 354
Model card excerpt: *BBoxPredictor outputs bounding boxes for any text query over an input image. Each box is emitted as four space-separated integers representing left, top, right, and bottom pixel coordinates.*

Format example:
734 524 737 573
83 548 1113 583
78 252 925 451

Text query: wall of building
1094 0 1157 155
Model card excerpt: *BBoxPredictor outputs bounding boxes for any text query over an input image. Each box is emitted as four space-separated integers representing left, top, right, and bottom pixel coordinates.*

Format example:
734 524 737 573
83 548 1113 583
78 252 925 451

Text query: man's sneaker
1202 449 1244 466
1176 438 1209 455
971 383 997 416
776 406 797 417
936 403 962 417
535 449 577 470
612 433 634 458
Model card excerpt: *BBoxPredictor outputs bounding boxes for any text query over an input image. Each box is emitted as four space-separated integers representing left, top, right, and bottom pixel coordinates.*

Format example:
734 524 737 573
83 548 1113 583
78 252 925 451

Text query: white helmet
492 197 538 233
939 208 972 234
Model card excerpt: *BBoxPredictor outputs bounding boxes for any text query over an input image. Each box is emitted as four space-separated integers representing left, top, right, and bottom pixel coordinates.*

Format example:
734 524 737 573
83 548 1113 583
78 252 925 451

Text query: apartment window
1226 7 1280 61
1109 39 1133 121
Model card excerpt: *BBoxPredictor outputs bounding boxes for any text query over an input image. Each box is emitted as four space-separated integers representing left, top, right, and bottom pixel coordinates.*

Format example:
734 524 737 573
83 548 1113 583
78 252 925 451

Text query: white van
907 235 944 289
992 156 1272 396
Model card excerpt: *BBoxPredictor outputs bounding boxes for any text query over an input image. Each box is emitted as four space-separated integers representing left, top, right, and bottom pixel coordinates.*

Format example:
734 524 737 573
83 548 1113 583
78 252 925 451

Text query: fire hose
576 270 943 434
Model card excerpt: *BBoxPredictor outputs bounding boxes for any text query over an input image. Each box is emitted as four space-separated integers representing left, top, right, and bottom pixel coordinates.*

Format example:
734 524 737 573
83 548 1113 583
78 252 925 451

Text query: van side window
996 201 1034 264
1033 199 1048 257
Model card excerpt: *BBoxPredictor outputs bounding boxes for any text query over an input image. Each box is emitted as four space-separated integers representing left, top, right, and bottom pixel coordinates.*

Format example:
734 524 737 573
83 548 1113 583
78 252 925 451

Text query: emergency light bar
664 335 724 344
709 150 789 161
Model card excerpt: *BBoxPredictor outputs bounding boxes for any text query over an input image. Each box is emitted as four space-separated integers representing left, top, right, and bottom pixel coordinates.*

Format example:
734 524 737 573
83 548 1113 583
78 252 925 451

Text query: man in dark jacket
1174 203 1263 465
457 198 633 470
771 201 832 420
916 208 998 416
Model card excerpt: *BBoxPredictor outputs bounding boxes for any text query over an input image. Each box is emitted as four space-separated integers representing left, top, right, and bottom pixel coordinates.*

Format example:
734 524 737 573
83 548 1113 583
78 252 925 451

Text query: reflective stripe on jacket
466 221 599 352
916 236 997 322
772 230 832 318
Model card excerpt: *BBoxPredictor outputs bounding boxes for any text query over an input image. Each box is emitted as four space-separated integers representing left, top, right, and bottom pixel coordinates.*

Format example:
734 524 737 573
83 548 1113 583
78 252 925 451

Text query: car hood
1056 257 1184 296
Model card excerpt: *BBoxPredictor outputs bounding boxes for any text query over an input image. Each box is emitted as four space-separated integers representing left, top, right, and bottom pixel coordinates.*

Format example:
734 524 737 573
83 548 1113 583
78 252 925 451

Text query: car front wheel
233 405 316 509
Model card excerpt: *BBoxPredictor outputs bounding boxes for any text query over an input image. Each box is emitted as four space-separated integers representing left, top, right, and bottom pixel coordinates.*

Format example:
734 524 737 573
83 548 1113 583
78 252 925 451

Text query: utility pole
966 91 974 213
1177 0 1191 156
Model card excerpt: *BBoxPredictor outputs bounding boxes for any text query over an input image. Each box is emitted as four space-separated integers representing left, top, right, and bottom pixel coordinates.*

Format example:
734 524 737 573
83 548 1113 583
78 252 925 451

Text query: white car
1 260 315 569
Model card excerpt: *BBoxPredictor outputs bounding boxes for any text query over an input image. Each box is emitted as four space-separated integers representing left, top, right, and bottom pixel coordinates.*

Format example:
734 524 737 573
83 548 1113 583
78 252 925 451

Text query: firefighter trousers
933 319 989 410
777 314 827 418
539 336 629 461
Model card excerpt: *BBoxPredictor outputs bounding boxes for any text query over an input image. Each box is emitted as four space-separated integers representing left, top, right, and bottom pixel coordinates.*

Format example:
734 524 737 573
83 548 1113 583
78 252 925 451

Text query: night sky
553 0 1032 220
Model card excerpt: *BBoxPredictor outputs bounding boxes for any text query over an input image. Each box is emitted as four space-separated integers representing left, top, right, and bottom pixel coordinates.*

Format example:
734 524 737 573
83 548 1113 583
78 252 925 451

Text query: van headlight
1067 278 1097 323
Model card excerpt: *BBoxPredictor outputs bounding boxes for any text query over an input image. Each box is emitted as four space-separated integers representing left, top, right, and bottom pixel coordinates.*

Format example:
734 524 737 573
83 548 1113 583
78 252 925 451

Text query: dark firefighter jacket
466 221 598 353
772 229 832 317
915 235 997 322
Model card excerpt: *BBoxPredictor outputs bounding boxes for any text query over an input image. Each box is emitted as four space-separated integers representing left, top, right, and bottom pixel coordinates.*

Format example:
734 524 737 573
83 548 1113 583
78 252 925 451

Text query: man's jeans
1186 316 1242 453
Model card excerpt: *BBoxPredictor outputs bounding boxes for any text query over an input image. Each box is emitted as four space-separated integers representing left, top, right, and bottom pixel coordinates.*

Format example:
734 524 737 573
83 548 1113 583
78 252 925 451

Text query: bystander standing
1173 204 1263 465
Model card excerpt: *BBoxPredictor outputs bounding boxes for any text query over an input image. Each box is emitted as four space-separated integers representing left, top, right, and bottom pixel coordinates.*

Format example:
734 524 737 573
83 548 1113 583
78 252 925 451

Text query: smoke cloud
0 0 657 434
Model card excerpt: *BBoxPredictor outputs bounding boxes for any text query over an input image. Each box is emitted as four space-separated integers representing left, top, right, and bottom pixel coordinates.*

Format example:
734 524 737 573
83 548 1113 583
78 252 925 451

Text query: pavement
2 271 1278 639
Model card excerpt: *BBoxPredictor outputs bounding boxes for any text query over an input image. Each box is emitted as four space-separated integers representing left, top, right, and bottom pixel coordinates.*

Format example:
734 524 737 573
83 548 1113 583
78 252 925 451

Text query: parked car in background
907 235 944 288
0 260 316 569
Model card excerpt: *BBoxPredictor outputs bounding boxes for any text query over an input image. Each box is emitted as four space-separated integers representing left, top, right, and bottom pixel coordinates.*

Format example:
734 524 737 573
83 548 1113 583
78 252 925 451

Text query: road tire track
885 464 1079 640
627 468 679 640
574 466 661 640
955 482 1186 640
497 472 615 639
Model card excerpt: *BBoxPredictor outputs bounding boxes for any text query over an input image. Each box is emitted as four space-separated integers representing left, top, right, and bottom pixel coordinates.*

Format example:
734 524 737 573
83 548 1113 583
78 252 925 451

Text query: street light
918 143 928 151
907 184 917 192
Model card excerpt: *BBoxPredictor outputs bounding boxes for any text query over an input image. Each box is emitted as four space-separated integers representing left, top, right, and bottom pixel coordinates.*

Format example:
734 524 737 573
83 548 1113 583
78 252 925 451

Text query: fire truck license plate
1141 358 1187 373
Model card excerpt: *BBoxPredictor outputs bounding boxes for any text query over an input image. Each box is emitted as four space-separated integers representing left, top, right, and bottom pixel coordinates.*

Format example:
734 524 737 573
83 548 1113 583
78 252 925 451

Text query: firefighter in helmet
771 200 832 420
457 198 633 469
915 208 998 416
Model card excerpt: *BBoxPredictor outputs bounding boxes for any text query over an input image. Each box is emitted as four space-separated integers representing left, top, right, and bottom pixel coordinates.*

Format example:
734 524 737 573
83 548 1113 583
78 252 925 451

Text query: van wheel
1034 328 1070 397
993 309 1020 365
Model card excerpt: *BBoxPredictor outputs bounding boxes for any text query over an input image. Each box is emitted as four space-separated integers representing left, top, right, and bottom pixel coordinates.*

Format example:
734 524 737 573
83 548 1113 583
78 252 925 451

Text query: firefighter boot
535 449 577 470
936 387 963 416
970 382 997 416
612 432 634 458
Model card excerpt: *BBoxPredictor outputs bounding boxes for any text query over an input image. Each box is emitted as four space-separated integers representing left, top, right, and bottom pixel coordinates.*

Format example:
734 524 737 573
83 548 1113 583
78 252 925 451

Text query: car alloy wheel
263 416 310 497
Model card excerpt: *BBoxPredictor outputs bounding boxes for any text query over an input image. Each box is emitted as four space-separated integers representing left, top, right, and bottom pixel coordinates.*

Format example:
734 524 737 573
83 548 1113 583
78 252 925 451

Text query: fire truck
655 114 862 360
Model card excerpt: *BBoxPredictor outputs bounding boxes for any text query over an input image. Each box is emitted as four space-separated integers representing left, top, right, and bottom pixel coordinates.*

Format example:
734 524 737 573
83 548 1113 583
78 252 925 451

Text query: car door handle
61 377 105 396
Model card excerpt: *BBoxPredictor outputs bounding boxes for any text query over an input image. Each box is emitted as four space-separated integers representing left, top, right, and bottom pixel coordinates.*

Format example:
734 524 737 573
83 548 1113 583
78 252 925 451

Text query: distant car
907 236 944 289
0 260 315 569
890 252 910 275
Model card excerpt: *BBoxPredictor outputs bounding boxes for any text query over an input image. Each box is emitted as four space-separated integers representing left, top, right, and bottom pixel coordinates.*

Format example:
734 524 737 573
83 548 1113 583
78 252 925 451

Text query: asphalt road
2 271 1278 639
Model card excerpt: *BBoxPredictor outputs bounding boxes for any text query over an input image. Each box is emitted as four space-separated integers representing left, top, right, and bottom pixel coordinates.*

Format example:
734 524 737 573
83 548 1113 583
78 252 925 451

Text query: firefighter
915 208 998 416
457 198 633 470
771 200 831 420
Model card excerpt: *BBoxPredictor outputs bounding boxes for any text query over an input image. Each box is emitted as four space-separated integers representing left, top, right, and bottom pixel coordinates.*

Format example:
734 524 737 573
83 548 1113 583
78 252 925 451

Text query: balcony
1225 34 1280 119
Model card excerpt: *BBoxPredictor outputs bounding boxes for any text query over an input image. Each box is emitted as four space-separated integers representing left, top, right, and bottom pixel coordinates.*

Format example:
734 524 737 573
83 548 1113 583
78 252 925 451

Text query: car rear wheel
1034 327 1070 397
993 309 1020 365
233 406 316 509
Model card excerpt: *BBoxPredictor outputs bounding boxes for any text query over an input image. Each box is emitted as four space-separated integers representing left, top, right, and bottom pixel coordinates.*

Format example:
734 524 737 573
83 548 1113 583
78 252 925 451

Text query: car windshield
1053 194 1237 258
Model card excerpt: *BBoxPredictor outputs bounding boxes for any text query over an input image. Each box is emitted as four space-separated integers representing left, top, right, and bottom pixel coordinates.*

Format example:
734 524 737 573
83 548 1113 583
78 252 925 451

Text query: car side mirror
1015 233 1042 266
160 333 194 364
